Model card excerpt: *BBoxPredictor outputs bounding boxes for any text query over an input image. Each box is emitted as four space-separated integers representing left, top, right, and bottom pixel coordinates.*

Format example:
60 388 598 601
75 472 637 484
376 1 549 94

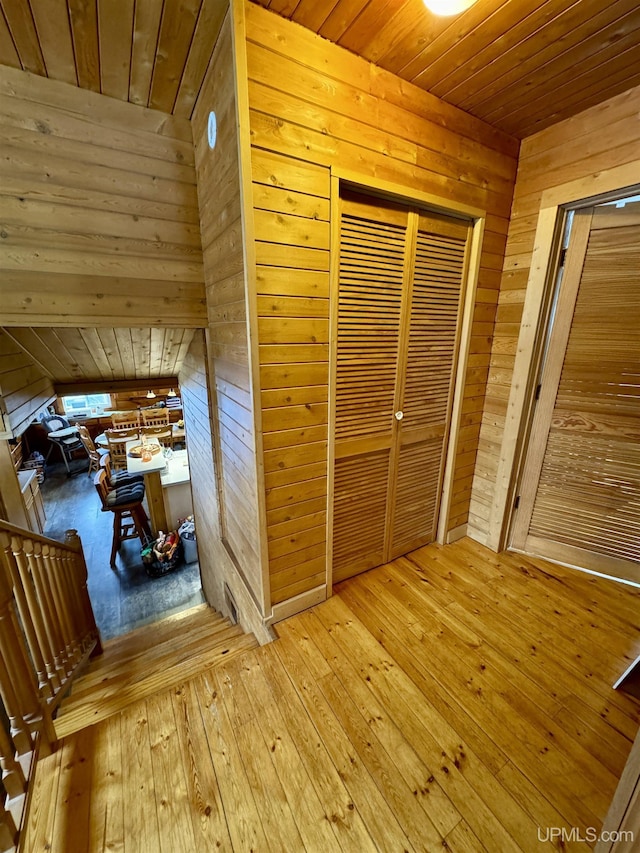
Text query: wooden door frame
487 161 640 554
326 169 486 594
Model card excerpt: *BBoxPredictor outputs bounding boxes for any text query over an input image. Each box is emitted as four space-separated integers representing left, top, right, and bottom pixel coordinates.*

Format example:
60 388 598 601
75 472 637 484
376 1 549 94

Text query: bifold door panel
333 191 471 582
511 201 640 583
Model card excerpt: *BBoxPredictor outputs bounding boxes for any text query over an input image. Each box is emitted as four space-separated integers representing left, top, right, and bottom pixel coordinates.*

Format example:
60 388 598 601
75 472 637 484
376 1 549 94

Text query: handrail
0 522 102 852
0 518 83 551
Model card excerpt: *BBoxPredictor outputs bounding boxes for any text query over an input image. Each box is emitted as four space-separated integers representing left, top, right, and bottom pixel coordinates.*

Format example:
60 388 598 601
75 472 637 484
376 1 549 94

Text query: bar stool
99 453 143 489
94 470 151 568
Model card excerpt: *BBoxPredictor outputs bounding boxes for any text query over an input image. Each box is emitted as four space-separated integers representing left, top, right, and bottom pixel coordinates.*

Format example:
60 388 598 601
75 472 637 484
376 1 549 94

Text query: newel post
64 529 102 657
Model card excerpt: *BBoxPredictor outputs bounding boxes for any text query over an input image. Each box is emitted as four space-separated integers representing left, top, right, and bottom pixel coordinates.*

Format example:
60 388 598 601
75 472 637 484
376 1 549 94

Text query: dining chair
141 407 170 427
76 424 107 478
105 427 139 470
94 469 151 568
111 411 140 431
141 424 173 448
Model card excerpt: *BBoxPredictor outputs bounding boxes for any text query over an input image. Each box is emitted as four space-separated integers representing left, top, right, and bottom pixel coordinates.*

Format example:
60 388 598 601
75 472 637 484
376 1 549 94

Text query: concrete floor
41 455 205 641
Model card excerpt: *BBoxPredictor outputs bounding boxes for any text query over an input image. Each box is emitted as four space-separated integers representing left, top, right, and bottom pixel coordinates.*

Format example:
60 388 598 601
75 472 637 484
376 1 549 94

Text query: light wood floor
23 539 640 852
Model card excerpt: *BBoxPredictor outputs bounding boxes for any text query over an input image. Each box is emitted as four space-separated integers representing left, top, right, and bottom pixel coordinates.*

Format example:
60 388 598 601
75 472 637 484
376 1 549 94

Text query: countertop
160 450 190 488
17 468 36 493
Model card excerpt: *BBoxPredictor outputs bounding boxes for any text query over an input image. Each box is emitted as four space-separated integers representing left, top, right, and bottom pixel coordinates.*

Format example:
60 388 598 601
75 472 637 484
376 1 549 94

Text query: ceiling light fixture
146 390 156 399
423 0 478 15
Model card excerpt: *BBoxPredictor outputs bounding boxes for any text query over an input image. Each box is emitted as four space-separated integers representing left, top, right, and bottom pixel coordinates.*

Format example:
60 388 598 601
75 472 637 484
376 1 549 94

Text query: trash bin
178 516 198 563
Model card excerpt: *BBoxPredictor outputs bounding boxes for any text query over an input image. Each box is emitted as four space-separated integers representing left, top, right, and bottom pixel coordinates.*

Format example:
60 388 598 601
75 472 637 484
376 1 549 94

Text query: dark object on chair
40 413 87 475
100 453 143 489
94 469 152 568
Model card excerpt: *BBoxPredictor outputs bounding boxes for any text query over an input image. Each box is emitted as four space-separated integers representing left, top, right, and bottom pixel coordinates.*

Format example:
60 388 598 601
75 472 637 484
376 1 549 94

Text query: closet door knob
395 411 404 421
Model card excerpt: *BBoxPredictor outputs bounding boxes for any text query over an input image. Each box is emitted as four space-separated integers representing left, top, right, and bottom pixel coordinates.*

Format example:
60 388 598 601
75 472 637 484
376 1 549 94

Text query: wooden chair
76 424 106 478
141 424 173 448
94 470 151 569
105 428 139 470
111 411 140 431
141 407 170 427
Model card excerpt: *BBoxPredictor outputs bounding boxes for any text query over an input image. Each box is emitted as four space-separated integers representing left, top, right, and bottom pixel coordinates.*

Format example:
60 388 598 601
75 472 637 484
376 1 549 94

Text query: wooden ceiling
0 0 639 137
2 327 194 386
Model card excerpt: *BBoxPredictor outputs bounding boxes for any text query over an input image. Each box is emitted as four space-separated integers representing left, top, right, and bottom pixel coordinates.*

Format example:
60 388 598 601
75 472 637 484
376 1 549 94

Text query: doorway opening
508 192 640 586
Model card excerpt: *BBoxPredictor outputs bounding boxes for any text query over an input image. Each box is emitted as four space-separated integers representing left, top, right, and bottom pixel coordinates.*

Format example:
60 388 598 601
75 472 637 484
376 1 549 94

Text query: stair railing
0 521 101 852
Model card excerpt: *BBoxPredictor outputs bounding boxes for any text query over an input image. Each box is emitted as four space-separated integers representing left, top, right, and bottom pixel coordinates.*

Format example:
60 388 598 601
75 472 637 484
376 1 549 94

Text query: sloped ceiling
0 0 639 137
1 327 194 386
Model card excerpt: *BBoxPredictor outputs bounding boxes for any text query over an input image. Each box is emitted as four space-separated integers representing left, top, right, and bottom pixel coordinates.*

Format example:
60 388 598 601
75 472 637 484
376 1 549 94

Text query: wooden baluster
12 538 59 695
59 548 86 650
0 719 26 799
65 530 102 656
41 545 77 672
0 546 39 755
0 801 17 852
0 536 51 701
26 543 65 690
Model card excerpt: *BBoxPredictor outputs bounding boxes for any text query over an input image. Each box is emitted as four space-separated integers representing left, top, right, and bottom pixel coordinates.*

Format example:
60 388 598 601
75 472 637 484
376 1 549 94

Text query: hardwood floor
23 539 640 852
41 461 204 640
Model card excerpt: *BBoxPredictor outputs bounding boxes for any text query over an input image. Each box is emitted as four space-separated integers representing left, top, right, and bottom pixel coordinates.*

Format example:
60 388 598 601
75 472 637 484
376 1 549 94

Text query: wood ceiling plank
319 0 369 43
292 0 340 31
395 0 507 82
68 0 100 92
484 19 640 133
173 0 227 119
97 0 134 101
129 0 163 107
357 1 437 67
425 0 576 99
268 0 302 15
37 327 85 380
1 327 59 379
173 328 194 375
149 0 201 113
57 326 101 380
339 0 405 56
511 65 640 141
130 328 151 378
97 327 125 379
0 0 45 74
78 328 114 380
163 328 184 375
29 0 77 84
114 328 136 377
149 327 164 377
453 0 640 112
0 7 20 69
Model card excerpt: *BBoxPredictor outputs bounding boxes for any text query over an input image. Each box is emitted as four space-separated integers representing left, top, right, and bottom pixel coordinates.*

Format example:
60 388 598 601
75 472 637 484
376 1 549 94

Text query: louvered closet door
389 211 470 558
333 192 471 582
511 202 640 583
333 194 409 581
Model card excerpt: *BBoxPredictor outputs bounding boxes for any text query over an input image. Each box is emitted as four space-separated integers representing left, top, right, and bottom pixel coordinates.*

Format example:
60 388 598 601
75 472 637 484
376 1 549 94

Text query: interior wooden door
511 201 640 583
333 191 471 582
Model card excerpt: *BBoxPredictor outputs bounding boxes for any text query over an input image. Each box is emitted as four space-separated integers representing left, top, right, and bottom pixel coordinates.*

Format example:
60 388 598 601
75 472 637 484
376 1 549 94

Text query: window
61 393 112 417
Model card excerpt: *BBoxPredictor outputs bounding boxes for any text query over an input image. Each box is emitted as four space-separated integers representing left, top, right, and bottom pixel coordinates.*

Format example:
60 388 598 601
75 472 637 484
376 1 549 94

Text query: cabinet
18 469 46 535
332 191 471 582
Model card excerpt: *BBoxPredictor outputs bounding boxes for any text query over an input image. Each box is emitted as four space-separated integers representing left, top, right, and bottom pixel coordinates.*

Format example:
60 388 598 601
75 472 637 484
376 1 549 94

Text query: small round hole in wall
207 111 217 150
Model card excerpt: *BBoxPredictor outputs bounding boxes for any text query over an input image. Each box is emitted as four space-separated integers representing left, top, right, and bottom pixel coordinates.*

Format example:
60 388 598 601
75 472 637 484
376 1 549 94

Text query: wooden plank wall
0 65 206 327
468 83 640 546
178 331 220 605
0 329 55 437
191 10 265 612
244 2 519 608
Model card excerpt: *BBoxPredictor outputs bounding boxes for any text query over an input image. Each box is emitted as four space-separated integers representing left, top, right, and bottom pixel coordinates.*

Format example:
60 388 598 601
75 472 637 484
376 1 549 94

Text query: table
96 423 186 449
125 439 169 536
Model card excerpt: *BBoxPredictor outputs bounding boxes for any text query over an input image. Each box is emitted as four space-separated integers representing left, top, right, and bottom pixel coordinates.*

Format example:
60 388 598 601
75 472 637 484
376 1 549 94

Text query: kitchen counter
17 468 36 493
